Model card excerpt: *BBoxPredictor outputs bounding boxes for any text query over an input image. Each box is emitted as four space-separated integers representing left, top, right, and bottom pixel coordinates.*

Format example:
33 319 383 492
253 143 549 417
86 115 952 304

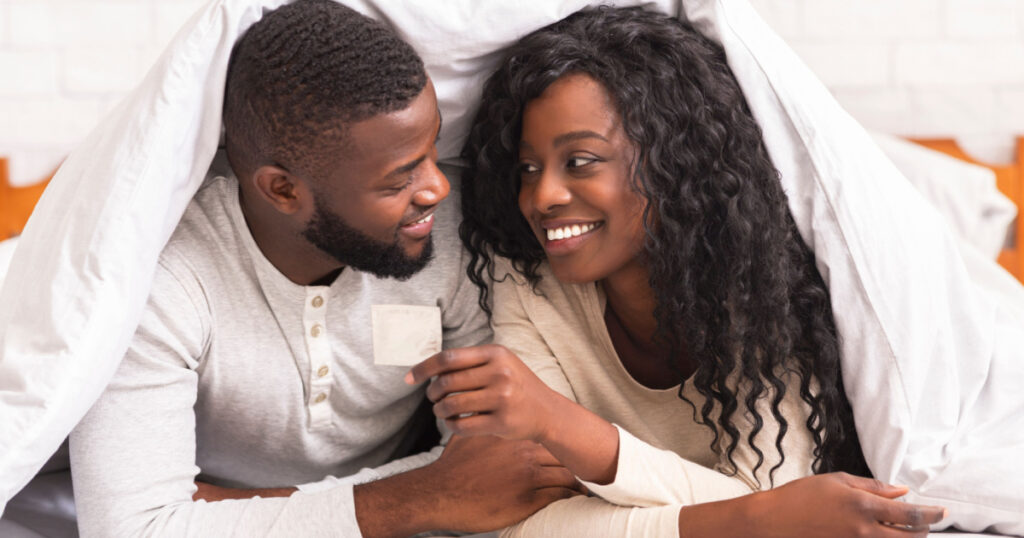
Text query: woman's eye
567 156 597 169
519 162 540 176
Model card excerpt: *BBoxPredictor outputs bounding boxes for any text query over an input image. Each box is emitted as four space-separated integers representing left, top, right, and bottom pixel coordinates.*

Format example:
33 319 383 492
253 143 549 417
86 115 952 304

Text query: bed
0 133 1016 537
910 137 1023 284
0 158 52 243
0 0 1021 535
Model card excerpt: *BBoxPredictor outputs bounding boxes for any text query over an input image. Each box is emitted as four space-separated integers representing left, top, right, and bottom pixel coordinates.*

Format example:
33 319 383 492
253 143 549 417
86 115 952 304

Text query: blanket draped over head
0 0 1021 532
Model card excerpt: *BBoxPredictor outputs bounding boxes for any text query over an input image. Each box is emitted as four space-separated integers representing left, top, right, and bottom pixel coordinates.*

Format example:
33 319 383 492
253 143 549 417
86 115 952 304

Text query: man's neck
237 190 343 286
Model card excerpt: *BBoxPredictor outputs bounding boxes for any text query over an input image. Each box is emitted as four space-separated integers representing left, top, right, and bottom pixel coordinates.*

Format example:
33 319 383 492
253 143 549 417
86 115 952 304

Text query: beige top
491 258 815 537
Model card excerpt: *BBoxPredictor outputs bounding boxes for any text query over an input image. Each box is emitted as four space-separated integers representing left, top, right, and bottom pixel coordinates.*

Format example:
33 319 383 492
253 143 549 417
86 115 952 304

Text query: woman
407 7 946 536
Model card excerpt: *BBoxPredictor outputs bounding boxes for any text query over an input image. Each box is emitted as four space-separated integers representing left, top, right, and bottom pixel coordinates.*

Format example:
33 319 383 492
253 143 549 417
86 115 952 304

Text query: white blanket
0 0 1021 533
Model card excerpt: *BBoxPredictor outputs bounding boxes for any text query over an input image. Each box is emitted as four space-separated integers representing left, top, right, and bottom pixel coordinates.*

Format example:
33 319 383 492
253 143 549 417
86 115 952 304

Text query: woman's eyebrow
553 130 609 147
520 130 610 153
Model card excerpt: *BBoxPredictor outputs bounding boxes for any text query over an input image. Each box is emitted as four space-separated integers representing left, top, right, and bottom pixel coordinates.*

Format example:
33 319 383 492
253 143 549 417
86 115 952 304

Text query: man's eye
388 175 414 192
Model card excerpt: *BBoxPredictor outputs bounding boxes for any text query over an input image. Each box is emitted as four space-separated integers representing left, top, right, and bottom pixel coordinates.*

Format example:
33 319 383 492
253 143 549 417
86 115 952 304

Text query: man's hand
429 435 585 531
192 481 296 502
354 435 583 537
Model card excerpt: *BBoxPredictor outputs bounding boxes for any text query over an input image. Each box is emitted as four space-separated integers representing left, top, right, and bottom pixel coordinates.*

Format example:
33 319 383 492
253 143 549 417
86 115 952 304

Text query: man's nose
412 160 450 207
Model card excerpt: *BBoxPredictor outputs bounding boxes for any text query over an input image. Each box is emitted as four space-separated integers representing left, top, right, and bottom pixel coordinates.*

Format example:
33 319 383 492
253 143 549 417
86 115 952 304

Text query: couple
70 1 945 536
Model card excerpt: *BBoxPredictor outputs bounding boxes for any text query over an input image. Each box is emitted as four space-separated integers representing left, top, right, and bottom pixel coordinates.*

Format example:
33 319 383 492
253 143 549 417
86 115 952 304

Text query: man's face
303 80 448 280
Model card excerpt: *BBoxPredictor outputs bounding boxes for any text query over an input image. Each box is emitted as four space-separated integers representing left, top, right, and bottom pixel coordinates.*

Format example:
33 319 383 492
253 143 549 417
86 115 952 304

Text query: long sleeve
295 446 443 494
500 497 682 538
490 258 814 536
69 263 431 537
584 373 816 508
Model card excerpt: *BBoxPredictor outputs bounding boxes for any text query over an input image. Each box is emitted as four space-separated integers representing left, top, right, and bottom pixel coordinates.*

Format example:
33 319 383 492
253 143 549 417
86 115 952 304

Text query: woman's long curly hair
459 6 869 479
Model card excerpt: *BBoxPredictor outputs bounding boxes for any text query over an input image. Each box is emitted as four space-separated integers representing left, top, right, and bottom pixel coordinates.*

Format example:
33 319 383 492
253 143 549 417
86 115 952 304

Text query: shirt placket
304 286 332 430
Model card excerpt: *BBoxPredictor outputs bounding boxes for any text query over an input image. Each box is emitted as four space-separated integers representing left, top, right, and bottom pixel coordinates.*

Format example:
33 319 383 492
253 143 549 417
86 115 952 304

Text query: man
69 1 578 535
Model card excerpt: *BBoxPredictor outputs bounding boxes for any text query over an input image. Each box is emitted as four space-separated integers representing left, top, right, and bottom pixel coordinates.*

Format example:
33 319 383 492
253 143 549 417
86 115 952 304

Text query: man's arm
71 264 578 537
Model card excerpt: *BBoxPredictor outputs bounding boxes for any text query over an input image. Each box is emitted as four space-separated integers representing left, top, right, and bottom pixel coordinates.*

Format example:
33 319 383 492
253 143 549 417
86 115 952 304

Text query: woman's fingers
433 389 495 420
406 346 498 384
840 473 910 499
444 411 498 436
839 474 946 532
425 366 490 402
867 496 946 531
872 523 933 538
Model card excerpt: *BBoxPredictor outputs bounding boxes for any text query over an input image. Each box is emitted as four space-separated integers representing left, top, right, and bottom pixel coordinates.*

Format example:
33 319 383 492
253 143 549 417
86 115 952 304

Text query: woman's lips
542 221 602 255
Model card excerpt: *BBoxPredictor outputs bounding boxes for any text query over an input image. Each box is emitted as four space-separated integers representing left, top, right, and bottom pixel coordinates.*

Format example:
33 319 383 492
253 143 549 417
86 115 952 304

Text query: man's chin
358 236 434 281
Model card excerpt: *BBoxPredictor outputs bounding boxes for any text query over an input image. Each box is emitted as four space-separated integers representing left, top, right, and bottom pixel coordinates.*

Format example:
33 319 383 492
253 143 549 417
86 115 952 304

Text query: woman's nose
528 170 572 214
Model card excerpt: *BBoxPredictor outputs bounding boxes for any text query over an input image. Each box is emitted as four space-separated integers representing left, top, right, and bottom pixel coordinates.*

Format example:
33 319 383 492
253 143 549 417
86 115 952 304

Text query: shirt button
311 296 324 308
310 324 322 338
314 393 327 404
317 365 329 378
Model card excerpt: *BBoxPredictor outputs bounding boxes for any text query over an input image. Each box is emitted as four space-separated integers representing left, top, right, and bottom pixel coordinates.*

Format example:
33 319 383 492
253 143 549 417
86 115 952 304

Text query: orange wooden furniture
0 158 53 241
909 138 1024 284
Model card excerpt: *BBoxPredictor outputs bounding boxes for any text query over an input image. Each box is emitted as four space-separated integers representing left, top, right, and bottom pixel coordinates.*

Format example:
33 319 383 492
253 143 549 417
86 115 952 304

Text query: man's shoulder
158 173 245 288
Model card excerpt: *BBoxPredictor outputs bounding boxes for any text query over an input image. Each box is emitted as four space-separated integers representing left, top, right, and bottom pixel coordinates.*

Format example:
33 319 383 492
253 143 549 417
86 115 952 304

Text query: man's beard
302 198 433 281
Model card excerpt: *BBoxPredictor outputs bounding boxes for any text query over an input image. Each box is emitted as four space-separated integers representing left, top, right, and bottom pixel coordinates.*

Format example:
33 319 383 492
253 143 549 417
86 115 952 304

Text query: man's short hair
223 0 427 181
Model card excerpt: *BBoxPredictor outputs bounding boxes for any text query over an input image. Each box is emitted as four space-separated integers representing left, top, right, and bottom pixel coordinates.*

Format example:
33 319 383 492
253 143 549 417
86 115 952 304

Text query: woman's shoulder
492 256 585 299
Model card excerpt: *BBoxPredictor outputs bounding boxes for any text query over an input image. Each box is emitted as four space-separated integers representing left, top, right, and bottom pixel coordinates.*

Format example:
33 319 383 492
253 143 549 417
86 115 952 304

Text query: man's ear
251 165 309 215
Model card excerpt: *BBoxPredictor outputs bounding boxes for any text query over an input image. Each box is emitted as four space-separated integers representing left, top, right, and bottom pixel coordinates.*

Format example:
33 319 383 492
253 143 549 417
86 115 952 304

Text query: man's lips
399 211 436 240
402 212 435 228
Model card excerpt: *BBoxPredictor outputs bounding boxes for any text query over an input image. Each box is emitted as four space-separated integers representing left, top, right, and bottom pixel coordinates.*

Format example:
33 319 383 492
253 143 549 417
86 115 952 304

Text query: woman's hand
406 344 621 483
680 472 946 538
405 344 564 443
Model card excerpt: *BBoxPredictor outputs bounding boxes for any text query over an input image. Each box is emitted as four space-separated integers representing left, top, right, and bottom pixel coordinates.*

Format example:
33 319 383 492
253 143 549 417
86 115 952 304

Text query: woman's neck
600 261 692 388
600 263 660 352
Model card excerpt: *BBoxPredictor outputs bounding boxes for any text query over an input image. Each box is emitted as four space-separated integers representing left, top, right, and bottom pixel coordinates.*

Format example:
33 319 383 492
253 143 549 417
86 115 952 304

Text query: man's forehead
341 81 439 163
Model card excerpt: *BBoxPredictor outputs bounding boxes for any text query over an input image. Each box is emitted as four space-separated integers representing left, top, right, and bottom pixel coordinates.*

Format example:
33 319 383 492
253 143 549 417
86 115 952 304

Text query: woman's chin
548 262 600 285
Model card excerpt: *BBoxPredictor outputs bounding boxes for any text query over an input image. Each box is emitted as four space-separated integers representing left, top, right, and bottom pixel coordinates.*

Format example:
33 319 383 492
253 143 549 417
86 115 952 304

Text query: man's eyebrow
390 155 426 177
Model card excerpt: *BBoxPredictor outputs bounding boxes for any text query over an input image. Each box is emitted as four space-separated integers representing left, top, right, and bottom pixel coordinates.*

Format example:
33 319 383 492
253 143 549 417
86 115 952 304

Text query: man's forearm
353 465 439 538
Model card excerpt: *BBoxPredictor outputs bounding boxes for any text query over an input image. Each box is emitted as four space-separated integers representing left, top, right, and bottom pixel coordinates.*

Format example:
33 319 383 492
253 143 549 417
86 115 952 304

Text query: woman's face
517 73 647 284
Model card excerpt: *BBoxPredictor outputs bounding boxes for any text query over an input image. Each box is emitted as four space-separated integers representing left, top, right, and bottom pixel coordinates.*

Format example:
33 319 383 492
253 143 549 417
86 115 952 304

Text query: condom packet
371 304 442 367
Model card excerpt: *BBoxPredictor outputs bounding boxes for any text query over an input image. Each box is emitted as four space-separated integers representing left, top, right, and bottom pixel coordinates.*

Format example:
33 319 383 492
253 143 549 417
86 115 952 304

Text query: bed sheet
1 0 1021 533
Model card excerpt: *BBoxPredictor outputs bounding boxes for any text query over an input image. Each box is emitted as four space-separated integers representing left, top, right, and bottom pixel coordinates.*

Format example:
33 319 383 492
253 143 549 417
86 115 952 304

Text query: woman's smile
541 220 604 254
517 73 646 284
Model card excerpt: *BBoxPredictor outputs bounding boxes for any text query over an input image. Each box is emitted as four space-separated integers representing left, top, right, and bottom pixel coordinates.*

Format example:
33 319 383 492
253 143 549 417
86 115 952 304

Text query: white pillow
0 238 17 288
871 132 1016 260
692 2 1023 533
0 0 673 514
1 1 1021 534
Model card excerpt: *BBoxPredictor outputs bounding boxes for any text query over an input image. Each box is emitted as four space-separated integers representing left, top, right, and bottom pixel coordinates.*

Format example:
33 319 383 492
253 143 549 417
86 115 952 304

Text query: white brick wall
1 0 1024 185
0 0 206 185
748 0 1024 164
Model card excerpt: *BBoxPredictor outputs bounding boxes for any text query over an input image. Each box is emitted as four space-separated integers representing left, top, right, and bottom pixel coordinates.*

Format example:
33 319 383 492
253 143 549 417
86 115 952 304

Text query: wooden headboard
909 137 1023 284
0 158 53 241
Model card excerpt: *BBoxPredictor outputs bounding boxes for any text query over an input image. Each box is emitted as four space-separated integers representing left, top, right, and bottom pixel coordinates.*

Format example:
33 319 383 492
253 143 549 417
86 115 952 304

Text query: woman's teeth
546 222 597 241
